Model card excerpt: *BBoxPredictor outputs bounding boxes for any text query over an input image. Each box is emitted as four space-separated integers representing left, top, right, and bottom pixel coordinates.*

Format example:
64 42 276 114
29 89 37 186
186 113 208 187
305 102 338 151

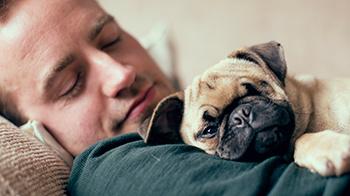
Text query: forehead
0 0 102 54
186 58 266 107
0 0 104 89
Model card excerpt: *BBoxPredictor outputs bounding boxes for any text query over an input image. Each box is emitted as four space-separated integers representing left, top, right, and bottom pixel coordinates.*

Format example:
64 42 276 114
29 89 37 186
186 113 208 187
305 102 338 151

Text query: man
0 0 174 156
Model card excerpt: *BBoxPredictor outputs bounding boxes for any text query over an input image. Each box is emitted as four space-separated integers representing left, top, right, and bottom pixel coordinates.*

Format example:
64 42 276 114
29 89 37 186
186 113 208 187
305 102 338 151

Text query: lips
125 84 156 122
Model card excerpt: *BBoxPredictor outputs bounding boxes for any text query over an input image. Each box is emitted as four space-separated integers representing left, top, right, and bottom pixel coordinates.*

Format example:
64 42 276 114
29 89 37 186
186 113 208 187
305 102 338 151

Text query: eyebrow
41 54 75 99
41 14 115 99
0 0 12 23
89 14 115 41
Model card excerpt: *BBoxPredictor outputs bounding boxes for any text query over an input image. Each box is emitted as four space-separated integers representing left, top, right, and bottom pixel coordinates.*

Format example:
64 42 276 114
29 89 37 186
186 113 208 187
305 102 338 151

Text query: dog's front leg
294 130 350 176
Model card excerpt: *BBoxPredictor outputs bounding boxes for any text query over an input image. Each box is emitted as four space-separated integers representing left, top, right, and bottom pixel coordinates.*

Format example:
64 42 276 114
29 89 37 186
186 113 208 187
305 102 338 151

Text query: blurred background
99 0 350 87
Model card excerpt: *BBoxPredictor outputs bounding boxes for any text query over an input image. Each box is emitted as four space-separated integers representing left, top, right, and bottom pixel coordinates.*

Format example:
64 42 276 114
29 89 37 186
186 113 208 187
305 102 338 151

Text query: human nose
98 58 136 98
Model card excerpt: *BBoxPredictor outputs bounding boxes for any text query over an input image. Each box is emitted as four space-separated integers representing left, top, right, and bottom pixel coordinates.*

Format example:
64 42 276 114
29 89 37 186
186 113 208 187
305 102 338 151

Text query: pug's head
139 41 295 161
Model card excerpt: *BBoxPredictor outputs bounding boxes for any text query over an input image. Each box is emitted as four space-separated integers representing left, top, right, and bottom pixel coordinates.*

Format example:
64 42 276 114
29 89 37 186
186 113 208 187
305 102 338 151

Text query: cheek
39 98 106 155
196 138 219 155
64 101 103 134
61 105 100 133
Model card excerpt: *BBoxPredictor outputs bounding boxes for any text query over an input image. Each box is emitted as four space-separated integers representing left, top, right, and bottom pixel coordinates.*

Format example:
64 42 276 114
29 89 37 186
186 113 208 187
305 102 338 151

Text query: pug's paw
294 130 350 176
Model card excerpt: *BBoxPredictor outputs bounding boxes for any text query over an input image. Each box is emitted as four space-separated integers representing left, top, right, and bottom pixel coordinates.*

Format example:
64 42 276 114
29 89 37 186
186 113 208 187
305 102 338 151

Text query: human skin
0 0 173 156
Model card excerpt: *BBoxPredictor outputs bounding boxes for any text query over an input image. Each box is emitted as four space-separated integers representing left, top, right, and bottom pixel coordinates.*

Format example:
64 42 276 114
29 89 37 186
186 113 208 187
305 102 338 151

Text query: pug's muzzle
216 96 295 161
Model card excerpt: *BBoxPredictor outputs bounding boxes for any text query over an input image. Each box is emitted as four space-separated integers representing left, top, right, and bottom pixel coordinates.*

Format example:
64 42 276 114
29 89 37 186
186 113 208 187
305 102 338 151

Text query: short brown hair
0 1 26 125
0 87 26 126
0 0 12 22
0 0 24 126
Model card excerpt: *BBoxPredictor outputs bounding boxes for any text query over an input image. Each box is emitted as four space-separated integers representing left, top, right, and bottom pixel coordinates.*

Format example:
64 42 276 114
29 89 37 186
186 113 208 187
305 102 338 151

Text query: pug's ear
139 92 184 144
230 41 287 85
249 41 287 84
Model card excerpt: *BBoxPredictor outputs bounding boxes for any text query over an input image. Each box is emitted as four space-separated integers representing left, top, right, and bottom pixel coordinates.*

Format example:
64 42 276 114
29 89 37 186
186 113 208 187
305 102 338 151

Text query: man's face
0 0 173 155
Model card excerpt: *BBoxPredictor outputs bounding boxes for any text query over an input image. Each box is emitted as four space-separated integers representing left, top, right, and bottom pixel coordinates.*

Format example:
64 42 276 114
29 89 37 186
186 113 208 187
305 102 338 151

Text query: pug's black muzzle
216 96 295 161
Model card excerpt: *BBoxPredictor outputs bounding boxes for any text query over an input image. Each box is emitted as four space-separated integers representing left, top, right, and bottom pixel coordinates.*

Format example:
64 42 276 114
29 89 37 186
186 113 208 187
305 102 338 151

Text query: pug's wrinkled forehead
186 56 288 110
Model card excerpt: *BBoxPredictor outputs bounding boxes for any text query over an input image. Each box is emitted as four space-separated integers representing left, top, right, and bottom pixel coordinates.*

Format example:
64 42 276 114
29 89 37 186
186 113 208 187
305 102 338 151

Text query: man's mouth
125 84 156 122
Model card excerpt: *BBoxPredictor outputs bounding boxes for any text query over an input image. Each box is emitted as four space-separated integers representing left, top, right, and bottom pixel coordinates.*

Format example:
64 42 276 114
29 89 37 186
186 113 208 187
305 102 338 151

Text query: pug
139 41 350 176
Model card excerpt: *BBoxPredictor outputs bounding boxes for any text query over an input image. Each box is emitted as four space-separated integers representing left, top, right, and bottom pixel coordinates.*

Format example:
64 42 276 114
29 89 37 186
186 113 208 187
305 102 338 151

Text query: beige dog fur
141 41 350 176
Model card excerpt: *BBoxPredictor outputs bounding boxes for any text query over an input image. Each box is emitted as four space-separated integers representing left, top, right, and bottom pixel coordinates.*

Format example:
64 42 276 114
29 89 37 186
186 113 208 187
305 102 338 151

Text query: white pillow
139 23 177 85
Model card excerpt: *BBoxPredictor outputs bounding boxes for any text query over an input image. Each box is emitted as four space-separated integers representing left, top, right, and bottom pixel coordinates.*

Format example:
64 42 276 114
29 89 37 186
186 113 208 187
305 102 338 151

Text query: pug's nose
230 106 252 127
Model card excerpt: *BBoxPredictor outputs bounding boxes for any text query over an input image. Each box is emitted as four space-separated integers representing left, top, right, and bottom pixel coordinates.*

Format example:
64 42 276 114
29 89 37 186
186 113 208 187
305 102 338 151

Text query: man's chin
114 86 171 136
118 108 154 135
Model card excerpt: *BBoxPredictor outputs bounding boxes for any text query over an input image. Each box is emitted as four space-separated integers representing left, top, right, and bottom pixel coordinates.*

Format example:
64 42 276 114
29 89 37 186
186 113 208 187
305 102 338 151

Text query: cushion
0 116 70 196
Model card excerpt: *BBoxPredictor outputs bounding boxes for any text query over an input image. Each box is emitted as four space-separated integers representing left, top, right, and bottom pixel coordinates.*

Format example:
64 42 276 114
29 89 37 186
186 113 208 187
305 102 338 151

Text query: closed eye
101 35 122 50
60 71 84 99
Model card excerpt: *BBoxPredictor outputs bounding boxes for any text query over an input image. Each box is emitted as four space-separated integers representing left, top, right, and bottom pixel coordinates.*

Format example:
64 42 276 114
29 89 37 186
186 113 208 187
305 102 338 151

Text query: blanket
68 133 350 196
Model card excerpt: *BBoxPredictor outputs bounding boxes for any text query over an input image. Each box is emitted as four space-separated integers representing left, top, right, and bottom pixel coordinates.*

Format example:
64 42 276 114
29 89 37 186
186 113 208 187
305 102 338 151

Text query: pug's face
141 41 296 161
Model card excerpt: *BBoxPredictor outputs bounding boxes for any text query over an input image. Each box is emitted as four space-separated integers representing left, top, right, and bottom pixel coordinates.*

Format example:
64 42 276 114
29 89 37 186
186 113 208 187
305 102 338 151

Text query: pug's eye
199 126 218 139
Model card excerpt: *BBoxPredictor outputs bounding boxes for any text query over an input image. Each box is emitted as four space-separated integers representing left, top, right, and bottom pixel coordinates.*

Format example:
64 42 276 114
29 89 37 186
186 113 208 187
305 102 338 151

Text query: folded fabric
20 120 73 167
68 133 350 196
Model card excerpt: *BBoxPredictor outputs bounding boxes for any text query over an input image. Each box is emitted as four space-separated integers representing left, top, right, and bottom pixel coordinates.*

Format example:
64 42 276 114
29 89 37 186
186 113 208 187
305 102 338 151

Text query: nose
97 56 136 98
228 97 291 132
229 106 251 127
103 64 136 97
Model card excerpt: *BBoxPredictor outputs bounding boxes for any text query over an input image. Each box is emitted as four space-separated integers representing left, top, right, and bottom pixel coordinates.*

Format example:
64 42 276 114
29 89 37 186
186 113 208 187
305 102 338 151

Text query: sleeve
67 133 350 196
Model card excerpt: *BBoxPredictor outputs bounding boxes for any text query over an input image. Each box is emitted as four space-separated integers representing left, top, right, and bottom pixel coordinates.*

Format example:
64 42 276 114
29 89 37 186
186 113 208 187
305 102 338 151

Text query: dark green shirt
68 133 350 196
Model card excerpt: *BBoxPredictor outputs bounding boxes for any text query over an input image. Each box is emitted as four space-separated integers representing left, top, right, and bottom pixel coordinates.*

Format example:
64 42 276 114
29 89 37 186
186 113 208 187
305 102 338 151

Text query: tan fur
286 76 350 176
